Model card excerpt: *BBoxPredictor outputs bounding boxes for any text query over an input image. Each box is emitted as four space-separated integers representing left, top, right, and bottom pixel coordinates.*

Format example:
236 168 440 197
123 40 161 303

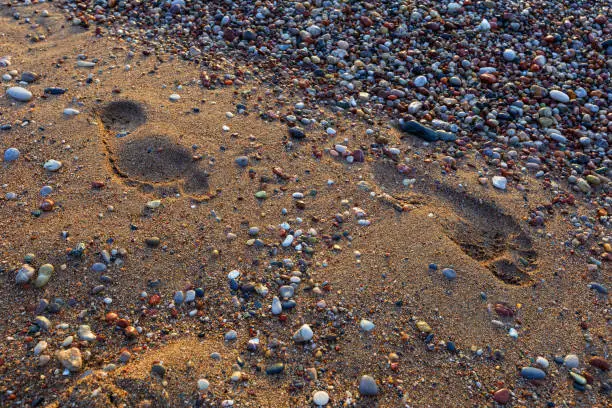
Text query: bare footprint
95 100 214 199
371 161 537 286
98 100 146 131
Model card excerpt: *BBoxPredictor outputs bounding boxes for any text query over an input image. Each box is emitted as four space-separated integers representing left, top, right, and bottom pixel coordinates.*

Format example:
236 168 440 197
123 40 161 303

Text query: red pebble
494 303 514 317
493 388 511 404
480 73 497 84
149 294 161 306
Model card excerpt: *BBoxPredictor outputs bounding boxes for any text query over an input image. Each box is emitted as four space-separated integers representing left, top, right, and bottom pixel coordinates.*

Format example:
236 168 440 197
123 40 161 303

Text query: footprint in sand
95 100 214 199
372 161 538 286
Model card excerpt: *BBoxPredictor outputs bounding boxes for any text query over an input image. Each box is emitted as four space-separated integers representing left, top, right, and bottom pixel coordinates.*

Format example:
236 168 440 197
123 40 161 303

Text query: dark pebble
288 127 305 139
398 120 457 142
520 367 546 380
266 363 284 375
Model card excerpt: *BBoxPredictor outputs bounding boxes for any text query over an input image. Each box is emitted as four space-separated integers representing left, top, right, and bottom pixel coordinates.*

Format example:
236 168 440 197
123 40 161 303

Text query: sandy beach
0 1 610 407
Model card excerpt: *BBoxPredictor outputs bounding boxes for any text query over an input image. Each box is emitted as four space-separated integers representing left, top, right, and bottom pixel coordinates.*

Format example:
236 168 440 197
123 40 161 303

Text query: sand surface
0 2 609 407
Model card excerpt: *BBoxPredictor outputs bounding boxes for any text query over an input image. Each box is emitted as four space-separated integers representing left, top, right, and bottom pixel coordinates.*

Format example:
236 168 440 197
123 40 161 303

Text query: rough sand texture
0 3 609 408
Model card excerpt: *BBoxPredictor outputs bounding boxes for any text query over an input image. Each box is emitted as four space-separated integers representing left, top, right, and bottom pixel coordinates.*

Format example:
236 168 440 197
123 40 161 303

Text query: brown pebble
91 181 105 189
116 318 130 328
480 73 497 84
588 356 610 371
105 312 118 322
40 199 54 211
494 303 514 317
124 326 138 338
493 388 510 404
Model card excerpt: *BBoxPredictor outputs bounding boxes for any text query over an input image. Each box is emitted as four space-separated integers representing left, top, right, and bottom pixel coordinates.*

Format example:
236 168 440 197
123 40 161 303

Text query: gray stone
78 325 97 341
20 72 38 83
91 262 107 272
235 156 249 167
520 367 546 380
34 316 51 331
564 354 579 369
292 324 313 343
279 285 294 298
16 264 35 284
6 86 33 102
43 159 62 172
224 330 238 341
359 375 378 396
398 120 456 142
4 148 20 162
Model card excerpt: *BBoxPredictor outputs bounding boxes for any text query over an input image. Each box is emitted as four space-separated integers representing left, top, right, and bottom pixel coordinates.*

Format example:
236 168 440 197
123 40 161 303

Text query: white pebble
43 159 62 172
6 86 32 102
63 108 80 116
360 319 375 332
492 176 507 190
313 390 330 406
197 378 210 391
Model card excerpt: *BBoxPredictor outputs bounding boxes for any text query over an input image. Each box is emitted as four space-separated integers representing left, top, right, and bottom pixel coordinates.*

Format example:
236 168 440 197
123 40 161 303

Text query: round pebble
358 375 378 396
312 390 329 406
4 147 20 162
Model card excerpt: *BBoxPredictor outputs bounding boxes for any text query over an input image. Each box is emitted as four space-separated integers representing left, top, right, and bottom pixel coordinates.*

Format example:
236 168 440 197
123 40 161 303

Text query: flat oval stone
289 127 305 139
271 296 282 315
7 86 33 102
549 90 570 103
145 237 160 247
235 156 249 167
265 362 284 375
442 268 457 280
63 108 80 116
91 262 107 272
570 372 586 385
197 378 209 391
493 388 510 404
536 356 549 369
224 330 237 341
40 186 53 196
185 290 196 302
413 75 427 87
173 291 184 305
520 367 546 380
43 159 62 171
